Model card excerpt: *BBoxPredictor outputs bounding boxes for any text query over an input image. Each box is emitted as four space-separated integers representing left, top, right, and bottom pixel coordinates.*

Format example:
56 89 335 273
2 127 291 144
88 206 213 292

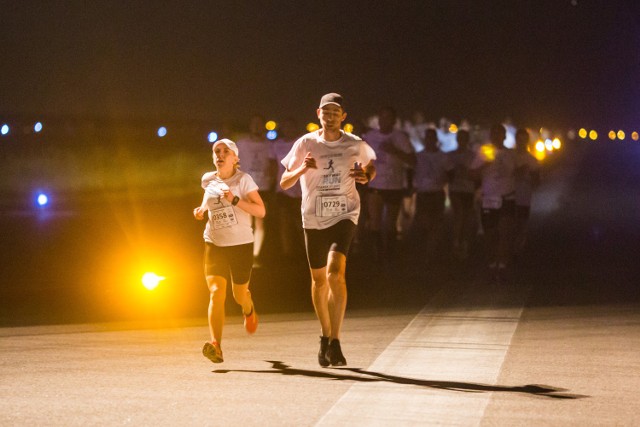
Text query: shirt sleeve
240 173 259 197
201 172 216 189
360 141 377 165
281 137 305 171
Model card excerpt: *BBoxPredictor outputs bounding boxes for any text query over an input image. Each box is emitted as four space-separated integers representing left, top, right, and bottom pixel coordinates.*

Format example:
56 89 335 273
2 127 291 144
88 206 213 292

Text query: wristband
231 196 240 206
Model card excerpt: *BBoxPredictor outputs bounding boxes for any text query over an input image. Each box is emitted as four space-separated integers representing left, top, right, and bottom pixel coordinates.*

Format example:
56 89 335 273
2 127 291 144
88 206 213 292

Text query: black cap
318 93 344 109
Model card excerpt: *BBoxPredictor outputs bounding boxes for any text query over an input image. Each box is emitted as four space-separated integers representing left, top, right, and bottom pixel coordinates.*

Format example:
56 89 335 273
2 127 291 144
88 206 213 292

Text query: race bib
210 206 238 229
316 195 348 217
482 196 503 210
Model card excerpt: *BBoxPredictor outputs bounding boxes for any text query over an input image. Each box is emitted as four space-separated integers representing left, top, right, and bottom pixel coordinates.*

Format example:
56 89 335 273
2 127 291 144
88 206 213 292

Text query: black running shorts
204 242 254 284
304 220 357 269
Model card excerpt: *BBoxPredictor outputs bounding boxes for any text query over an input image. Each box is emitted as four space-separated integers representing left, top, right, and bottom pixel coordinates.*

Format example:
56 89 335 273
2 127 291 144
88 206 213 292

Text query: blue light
208 131 219 143
157 126 167 137
34 122 43 133
1 124 9 135
266 130 278 140
36 193 49 207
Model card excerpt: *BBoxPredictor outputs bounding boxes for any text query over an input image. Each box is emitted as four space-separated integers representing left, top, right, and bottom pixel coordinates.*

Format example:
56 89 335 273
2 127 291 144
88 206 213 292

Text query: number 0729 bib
315 195 348 217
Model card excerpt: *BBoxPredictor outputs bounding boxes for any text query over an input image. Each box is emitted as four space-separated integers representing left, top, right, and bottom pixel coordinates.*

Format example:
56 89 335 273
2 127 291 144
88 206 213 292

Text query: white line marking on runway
317 284 528 426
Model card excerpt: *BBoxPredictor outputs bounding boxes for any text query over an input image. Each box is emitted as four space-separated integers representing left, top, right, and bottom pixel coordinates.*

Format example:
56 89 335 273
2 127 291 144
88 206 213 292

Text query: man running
280 93 376 367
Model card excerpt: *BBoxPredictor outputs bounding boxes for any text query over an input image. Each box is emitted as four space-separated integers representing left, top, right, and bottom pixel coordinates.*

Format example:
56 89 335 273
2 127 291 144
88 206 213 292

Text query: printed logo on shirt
318 154 343 192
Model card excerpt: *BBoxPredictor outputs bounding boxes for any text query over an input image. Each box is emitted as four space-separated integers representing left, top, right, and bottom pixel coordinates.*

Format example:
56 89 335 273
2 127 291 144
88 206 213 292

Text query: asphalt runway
2 283 638 426
2 140 640 425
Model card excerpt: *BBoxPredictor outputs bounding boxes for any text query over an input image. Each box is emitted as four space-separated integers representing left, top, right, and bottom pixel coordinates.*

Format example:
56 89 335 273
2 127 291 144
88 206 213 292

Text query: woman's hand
223 189 235 203
193 206 207 220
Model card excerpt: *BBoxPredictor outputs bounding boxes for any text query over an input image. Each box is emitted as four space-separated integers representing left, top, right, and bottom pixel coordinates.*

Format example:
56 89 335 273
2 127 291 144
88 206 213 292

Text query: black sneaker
202 341 223 363
326 339 347 366
318 336 330 367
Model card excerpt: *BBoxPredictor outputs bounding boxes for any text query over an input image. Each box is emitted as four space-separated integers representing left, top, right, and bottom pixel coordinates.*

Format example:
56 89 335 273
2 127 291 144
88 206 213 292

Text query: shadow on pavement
212 360 588 400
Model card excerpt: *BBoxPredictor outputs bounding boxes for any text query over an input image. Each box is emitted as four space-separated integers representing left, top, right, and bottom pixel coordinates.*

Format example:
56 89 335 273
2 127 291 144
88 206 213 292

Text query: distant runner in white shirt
272 117 305 258
514 128 540 255
470 124 517 282
281 93 376 367
362 106 415 264
236 115 277 264
193 139 266 364
448 129 477 260
413 127 453 264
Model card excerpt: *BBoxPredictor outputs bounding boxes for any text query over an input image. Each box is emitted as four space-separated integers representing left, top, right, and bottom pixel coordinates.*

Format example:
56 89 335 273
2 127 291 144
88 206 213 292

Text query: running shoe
202 341 223 363
318 336 330 367
244 305 258 334
326 339 347 366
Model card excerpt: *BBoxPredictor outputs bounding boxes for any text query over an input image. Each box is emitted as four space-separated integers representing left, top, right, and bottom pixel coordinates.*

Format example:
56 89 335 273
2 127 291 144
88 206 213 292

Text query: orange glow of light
265 120 277 131
306 122 320 132
578 128 587 139
449 123 458 133
552 138 562 150
632 132 639 141
535 141 546 152
533 149 546 161
141 272 165 290
343 123 354 133
608 130 616 140
617 130 625 140
479 143 496 161
589 130 598 141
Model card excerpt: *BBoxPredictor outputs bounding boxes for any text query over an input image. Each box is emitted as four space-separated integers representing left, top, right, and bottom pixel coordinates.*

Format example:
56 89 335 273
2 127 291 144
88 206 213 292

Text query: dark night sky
1 0 638 130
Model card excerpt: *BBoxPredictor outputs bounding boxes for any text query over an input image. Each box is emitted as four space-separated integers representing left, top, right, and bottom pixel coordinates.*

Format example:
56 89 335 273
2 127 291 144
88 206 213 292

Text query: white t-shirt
471 146 517 208
235 137 276 191
514 151 540 206
448 149 476 193
281 130 376 230
200 170 259 247
272 138 302 198
362 128 414 190
413 150 453 192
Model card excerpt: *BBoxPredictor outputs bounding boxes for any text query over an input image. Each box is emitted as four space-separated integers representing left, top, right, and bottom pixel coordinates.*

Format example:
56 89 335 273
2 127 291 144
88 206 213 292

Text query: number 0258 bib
211 206 238 229
315 195 348 217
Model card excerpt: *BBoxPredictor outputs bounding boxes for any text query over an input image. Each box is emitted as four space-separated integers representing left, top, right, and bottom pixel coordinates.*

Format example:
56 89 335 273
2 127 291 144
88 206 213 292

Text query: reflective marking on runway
317 285 528 426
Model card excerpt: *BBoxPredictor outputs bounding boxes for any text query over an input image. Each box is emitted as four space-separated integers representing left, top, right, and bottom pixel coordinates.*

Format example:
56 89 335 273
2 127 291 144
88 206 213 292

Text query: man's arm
281 152 316 190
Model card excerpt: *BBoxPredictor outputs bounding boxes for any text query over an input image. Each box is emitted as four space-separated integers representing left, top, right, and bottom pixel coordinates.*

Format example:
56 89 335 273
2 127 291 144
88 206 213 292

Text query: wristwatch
231 196 240 206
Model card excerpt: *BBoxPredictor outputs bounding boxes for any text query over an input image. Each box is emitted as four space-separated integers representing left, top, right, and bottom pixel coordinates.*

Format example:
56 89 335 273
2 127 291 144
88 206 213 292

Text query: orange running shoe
244 305 258 334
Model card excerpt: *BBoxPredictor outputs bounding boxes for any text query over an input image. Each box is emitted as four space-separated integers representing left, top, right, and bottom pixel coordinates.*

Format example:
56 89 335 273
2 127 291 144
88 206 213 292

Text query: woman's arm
193 192 208 220
226 189 266 219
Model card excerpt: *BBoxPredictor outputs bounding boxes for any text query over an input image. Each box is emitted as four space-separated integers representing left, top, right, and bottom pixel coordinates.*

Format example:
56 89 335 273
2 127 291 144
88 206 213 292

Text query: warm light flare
449 123 458 133
589 130 598 141
343 123 354 133
552 138 562 150
617 130 625 140
632 132 639 141
578 128 587 139
306 122 320 132
608 130 616 140
265 120 277 131
142 272 165 290
533 149 546 161
479 143 496 161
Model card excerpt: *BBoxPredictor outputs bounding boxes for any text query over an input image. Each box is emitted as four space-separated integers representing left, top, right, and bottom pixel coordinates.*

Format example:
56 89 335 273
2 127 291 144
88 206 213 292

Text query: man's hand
350 162 370 184
301 152 317 171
